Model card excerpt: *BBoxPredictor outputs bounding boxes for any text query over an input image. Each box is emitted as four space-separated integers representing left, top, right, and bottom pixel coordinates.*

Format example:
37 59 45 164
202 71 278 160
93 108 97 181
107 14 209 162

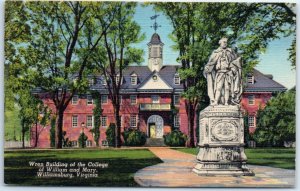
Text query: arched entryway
147 115 164 138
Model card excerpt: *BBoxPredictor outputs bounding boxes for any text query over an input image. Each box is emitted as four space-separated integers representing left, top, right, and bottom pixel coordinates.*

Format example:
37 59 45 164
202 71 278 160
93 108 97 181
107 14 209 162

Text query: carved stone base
193 105 254 176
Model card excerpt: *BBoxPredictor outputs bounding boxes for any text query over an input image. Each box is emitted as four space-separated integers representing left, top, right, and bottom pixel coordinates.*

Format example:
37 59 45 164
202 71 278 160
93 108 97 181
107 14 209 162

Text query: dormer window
102 77 107 85
174 73 180 85
131 73 138 85
115 75 121 85
247 75 254 84
88 78 94 86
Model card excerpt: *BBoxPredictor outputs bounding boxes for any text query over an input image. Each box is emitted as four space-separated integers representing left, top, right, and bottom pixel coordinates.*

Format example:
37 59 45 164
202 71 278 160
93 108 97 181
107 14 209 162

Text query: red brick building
31 33 286 148
242 69 286 133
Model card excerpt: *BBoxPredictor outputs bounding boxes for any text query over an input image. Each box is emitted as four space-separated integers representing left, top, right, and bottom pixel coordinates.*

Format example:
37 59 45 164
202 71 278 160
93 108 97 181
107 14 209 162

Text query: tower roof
149 33 163 45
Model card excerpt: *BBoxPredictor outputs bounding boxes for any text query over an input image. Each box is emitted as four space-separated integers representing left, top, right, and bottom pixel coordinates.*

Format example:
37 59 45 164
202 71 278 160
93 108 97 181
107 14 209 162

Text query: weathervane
150 12 161 33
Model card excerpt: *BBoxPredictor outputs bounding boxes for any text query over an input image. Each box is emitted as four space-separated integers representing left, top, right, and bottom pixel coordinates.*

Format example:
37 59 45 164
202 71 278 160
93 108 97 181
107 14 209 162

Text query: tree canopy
253 88 295 147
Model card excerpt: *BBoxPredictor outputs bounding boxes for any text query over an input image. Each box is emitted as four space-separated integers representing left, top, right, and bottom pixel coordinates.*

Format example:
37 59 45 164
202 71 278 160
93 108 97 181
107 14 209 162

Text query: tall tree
7 1 117 148
92 2 144 147
153 2 296 147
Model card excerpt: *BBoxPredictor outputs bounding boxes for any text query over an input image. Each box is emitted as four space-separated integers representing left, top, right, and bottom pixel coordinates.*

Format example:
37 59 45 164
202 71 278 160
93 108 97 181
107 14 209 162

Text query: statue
193 37 254 176
204 37 243 106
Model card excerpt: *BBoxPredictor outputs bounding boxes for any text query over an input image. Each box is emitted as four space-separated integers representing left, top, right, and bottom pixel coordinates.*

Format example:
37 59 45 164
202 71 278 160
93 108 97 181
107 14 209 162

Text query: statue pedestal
193 105 254 176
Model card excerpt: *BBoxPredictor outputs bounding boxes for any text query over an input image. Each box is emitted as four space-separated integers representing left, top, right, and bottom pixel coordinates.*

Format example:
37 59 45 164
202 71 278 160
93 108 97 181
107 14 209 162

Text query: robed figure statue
204 37 243 106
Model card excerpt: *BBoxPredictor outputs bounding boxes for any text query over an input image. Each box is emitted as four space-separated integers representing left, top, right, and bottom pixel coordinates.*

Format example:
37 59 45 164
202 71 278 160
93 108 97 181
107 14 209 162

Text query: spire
150 12 161 33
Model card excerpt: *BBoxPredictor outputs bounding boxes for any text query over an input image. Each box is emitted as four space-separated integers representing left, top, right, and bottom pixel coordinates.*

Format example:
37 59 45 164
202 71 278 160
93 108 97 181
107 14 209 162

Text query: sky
133 4 296 89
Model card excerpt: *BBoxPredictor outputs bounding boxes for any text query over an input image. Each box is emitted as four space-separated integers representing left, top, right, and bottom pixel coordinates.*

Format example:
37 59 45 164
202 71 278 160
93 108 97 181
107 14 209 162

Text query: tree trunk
21 120 25 149
114 105 121 148
55 108 64 149
186 102 195 147
34 120 38 147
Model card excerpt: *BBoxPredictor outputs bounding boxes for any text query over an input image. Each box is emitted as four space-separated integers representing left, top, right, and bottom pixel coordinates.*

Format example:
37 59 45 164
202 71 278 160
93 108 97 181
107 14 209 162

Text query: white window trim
130 95 137 105
174 115 180 128
248 95 255 105
72 115 78 127
101 95 108 104
72 95 79 105
247 75 254 84
101 116 107 128
248 116 256 127
152 75 158 82
173 95 180 105
174 74 180 85
86 115 94 128
87 95 93 105
152 95 160 103
130 115 137 128
88 78 94 86
131 75 137 85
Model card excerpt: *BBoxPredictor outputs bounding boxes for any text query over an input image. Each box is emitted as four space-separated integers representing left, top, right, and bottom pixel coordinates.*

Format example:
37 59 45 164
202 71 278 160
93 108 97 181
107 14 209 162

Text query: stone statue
193 37 254 176
204 37 243 106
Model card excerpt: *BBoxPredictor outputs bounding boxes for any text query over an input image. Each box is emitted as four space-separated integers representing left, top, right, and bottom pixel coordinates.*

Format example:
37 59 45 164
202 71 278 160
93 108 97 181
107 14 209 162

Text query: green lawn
173 147 295 169
4 149 162 186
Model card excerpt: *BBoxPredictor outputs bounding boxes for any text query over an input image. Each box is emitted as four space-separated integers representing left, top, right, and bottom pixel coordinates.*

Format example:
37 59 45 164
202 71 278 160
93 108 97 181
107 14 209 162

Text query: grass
4 149 162 186
173 147 295 169
4 109 24 141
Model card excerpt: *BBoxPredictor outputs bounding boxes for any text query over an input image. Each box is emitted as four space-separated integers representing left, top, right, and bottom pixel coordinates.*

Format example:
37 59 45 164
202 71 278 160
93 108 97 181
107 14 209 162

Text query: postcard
3 0 296 188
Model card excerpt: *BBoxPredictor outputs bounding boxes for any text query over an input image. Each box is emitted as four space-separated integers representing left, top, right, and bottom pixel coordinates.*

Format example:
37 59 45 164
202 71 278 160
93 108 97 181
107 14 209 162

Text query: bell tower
148 13 164 72
148 33 164 72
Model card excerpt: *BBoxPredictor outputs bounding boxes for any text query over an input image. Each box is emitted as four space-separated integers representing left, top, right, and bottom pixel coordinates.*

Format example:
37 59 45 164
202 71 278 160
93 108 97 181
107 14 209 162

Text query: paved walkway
134 147 295 188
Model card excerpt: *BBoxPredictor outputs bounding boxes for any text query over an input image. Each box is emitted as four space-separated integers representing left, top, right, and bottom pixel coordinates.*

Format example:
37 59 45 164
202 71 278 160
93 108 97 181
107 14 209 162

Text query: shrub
163 130 187 147
122 128 146 146
78 132 88 148
105 123 116 146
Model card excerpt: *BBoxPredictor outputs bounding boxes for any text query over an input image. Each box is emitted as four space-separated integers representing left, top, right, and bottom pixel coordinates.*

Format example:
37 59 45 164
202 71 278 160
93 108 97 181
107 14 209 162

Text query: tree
91 91 102 146
153 2 296 147
15 90 41 148
92 2 144 147
7 1 117 148
253 88 295 147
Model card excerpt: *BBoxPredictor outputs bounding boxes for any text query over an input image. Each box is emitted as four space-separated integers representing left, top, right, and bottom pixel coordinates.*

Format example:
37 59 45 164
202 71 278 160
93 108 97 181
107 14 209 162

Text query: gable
138 73 172 90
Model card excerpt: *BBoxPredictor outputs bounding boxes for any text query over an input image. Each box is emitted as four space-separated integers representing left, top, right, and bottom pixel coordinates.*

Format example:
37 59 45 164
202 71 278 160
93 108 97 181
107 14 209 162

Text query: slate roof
91 65 183 92
244 68 287 92
148 33 164 45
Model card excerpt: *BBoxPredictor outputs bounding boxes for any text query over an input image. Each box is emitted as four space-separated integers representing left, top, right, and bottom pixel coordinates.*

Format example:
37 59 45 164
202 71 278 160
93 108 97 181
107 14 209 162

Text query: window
86 115 93 128
88 78 94 86
115 75 121 84
86 140 93 147
248 95 255 105
130 115 137 127
247 75 254 84
174 74 180 85
101 116 107 128
152 95 159 103
130 95 137 105
71 141 78 147
101 95 108 104
131 75 137 85
87 95 93 105
72 115 78 127
174 95 180 105
174 115 180 128
152 75 158 81
151 47 159 57
248 116 255 127
72 95 79 105
102 77 107 85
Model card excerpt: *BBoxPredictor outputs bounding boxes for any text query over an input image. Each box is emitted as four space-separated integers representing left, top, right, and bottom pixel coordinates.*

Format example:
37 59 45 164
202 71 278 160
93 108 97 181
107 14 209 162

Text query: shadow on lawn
4 154 162 186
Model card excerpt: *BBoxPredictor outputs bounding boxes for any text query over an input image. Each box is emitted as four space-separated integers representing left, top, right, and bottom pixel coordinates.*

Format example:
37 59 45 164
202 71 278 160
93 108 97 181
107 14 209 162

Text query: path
134 147 295 187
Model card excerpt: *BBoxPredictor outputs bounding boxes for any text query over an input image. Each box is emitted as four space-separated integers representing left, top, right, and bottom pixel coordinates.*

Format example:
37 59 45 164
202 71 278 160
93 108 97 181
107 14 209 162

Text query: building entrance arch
147 115 164 138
